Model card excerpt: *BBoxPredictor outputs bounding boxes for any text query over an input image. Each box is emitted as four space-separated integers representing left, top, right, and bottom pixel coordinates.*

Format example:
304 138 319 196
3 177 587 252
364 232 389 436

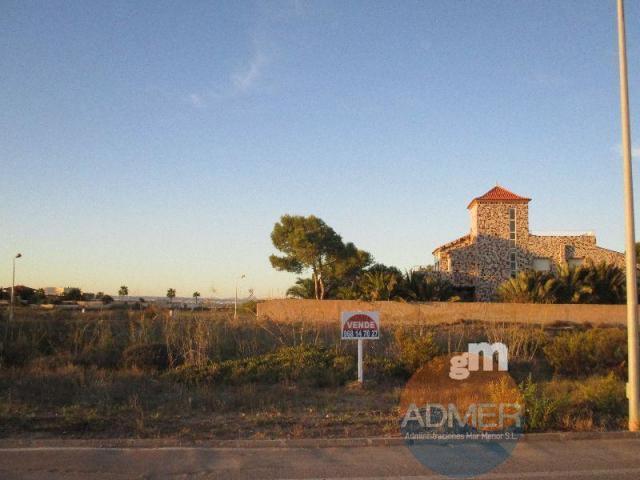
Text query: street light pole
234 274 245 320
616 0 640 432
9 253 22 322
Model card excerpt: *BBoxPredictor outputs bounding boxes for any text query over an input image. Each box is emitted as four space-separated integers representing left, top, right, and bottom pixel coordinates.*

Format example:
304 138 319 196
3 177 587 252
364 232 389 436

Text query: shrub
61 405 106 432
240 300 259 315
543 374 626 430
123 343 170 370
519 375 566 432
332 354 357 381
172 345 353 387
366 357 410 381
571 374 626 422
395 330 440 373
543 328 626 377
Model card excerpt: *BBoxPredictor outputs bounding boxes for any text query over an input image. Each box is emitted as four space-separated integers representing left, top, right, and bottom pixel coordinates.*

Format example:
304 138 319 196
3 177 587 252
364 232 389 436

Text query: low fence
257 299 629 326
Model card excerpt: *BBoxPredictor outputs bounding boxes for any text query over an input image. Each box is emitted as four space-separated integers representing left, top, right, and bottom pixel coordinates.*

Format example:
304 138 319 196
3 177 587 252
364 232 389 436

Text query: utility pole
9 253 22 322
616 0 640 432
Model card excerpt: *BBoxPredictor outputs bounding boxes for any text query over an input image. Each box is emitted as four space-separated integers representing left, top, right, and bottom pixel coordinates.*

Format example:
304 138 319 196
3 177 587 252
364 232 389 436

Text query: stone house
432 185 625 301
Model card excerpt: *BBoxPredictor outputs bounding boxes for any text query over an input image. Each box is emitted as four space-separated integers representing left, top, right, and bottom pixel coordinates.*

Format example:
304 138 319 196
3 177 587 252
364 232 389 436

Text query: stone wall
473 202 529 242
436 200 625 301
256 299 628 326
474 202 529 300
440 236 477 286
526 234 624 271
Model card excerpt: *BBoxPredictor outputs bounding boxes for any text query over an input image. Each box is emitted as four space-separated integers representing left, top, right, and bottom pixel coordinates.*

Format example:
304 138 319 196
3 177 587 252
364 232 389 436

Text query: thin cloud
186 93 205 109
231 51 269 93
183 49 270 109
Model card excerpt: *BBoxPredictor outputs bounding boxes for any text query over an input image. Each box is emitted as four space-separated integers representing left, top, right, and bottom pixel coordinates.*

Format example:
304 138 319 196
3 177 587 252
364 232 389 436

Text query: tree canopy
269 214 460 302
269 215 371 299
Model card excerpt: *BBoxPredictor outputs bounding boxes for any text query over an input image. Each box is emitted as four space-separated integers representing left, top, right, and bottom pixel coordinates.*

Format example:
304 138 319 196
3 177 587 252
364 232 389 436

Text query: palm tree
118 285 129 297
192 291 201 304
582 261 626 304
554 263 591 303
422 275 455 301
497 270 558 303
286 278 315 299
335 284 361 300
166 288 176 303
360 270 399 301
402 270 455 301
402 269 425 301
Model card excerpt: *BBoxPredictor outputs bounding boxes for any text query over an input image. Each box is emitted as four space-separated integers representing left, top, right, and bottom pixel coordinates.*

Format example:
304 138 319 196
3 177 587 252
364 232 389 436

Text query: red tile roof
467 185 530 208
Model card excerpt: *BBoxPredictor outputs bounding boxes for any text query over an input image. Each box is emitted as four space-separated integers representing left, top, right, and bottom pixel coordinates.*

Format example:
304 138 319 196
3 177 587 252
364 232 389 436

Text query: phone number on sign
342 330 378 338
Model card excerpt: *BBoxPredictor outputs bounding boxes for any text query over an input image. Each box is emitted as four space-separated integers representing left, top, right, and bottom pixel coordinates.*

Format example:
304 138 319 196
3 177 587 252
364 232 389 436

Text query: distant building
44 287 64 296
433 185 625 301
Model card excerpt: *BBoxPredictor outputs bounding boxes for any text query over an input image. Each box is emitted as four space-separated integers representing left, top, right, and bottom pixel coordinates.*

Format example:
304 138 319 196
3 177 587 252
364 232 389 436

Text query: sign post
341 311 380 384
357 338 364 383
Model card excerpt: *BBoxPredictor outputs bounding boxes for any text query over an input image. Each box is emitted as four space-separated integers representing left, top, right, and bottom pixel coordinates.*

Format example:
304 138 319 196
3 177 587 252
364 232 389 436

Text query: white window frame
532 257 551 272
509 208 516 247
510 250 517 278
568 257 584 269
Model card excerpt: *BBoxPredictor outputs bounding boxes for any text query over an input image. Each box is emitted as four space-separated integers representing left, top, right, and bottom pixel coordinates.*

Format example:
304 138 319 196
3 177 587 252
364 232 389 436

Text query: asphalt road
0 437 639 479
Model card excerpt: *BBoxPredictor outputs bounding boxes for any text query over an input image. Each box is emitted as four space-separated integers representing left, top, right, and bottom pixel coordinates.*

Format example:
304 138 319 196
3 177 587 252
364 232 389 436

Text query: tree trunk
312 272 320 300
319 276 325 300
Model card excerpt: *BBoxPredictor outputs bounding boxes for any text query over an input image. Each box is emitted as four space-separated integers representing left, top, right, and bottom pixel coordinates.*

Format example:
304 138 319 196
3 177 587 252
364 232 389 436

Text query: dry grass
0 309 629 438
0 363 404 439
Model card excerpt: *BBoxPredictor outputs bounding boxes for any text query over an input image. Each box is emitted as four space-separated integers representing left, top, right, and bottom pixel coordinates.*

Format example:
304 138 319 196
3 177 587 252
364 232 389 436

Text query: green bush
395 330 440 373
519 375 566 432
542 374 626 430
366 357 410 381
239 300 259 314
571 374 626 422
543 328 626 377
123 343 170 370
61 405 106 432
172 345 354 387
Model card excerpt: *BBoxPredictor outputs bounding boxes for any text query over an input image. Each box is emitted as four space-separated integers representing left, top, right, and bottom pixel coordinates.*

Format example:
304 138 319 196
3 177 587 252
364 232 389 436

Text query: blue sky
2 0 640 297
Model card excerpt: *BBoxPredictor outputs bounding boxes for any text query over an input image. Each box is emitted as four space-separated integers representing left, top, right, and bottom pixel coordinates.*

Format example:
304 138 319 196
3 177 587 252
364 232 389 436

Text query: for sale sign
341 311 380 340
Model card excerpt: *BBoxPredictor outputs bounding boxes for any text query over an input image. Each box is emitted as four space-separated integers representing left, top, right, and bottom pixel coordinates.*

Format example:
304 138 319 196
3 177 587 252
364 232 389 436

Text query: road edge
0 431 639 449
